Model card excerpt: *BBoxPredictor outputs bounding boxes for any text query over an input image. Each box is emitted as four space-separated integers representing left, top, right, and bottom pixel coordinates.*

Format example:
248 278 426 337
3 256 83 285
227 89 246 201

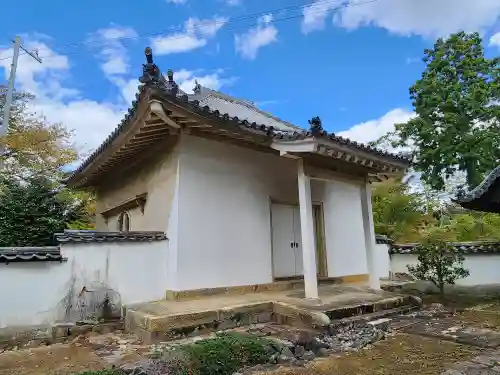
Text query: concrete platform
124 283 420 343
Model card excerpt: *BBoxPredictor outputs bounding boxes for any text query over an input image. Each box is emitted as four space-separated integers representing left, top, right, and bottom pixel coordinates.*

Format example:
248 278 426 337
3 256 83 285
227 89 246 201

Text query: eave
66 78 411 188
453 165 500 213
271 138 408 175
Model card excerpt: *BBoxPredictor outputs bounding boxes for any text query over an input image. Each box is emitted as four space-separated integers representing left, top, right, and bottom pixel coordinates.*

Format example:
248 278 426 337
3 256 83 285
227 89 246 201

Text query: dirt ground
2 296 500 375
255 296 500 375
255 334 480 375
0 344 109 375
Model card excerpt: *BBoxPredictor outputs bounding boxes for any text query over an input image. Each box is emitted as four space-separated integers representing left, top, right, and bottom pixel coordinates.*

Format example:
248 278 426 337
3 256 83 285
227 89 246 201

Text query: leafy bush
407 227 470 298
178 332 275 375
71 370 122 375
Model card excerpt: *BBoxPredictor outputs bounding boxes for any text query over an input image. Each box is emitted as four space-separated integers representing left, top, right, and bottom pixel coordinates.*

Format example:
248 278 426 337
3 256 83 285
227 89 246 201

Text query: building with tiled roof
66 47 410 299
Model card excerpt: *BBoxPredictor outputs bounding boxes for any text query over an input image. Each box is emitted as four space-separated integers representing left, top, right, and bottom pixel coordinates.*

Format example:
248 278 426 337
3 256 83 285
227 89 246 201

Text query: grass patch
171 332 276 375
71 371 121 375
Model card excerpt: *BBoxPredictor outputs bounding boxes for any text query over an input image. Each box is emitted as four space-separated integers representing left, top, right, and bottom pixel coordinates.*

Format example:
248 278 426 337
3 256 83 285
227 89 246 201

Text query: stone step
124 294 421 344
324 295 420 321
328 304 421 330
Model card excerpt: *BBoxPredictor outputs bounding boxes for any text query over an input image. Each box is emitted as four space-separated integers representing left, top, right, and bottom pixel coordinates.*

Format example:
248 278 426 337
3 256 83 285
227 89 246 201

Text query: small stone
302 350 315 361
278 354 293 364
268 354 278 364
316 347 329 357
280 346 294 358
294 345 305 358
430 303 445 310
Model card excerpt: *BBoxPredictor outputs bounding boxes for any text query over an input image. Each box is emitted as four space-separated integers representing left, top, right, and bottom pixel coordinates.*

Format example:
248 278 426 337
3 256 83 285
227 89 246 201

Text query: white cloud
235 14 278 60
166 0 187 4
489 32 500 47
151 34 207 55
151 16 227 55
0 36 238 159
0 39 125 156
226 0 242 5
174 69 238 93
338 108 414 145
89 25 138 77
302 0 500 38
301 0 338 34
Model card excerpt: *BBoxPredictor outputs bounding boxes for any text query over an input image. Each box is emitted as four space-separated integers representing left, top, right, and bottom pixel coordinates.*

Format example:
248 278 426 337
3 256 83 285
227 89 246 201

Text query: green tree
372 178 435 242
0 173 88 247
391 32 500 191
0 88 77 175
407 227 470 298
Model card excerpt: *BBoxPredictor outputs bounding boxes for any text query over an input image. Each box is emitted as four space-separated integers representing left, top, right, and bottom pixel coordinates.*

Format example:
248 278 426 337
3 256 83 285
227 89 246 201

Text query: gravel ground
251 334 480 375
1 301 500 375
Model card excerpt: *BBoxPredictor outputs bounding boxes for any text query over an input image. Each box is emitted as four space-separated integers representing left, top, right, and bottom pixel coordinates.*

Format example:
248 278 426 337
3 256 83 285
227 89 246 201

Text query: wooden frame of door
269 198 328 280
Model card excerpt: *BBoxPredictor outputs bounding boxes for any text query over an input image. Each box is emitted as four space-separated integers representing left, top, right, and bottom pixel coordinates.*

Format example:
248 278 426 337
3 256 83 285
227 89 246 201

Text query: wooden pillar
360 180 380 290
297 159 319 300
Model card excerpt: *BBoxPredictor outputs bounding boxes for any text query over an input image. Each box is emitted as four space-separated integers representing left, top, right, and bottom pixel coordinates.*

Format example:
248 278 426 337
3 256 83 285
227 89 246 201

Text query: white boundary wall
0 241 168 328
391 252 500 286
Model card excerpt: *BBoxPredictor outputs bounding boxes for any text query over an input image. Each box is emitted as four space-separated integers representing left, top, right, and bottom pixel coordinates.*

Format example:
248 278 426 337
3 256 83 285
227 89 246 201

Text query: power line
0 0 380 62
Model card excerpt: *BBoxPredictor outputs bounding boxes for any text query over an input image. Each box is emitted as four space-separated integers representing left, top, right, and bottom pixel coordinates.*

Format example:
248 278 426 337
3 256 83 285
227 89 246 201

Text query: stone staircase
124 291 421 343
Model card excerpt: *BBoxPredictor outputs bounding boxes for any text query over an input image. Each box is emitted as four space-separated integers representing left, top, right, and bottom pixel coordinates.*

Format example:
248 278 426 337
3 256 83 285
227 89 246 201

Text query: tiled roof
375 234 394 244
0 247 64 263
66 49 410 184
454 166 500 204
55 230 167 244
188 86 301 132
390 241 500 254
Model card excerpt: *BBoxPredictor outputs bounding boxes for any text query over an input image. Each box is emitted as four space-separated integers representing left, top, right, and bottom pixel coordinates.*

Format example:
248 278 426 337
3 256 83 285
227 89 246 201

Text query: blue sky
1 0 500 154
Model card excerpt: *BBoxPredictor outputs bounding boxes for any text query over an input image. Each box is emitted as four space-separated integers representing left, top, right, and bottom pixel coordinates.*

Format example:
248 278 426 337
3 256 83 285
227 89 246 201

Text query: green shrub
71 370 122 375
179 332 275 375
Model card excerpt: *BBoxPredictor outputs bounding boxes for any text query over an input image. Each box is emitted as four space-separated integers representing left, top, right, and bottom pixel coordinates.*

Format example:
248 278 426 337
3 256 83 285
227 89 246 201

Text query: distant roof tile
454 165 500 212
391 241 500 254
0 247 64 263
55 230 167 244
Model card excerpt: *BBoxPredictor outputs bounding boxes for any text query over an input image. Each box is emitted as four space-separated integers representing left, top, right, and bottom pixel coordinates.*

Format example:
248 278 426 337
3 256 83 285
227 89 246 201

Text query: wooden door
292 207 304 276
271 203 296 278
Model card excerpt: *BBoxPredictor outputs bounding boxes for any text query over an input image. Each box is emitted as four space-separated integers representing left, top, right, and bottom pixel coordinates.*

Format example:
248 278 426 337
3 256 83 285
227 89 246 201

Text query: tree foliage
371 178 500 243
390 32 500 191
407 227 470 298
0 174 88 246
0 88 96 242
372 178 435 242
0 88 77 175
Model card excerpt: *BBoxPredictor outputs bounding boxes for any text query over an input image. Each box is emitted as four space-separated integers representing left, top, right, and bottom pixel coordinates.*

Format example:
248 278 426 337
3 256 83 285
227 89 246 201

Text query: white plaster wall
391 253 500 286
375 243 391 279
312 180 369 278
173 135 371 291
174 136 296 290
96 142 180 232
0 241 168 328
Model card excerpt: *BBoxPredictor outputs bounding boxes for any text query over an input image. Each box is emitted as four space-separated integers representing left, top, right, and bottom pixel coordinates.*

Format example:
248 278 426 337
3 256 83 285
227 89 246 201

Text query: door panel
293 207 303 276
271 204 296 278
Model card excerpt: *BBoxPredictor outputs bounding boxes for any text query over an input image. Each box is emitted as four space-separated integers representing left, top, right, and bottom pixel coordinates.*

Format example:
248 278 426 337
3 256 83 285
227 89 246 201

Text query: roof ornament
193 79 202 94
308 116 324 136
139 47 179 96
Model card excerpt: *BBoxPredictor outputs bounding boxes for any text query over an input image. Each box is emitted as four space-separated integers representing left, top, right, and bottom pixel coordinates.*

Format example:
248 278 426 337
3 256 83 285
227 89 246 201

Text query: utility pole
0 36 42 160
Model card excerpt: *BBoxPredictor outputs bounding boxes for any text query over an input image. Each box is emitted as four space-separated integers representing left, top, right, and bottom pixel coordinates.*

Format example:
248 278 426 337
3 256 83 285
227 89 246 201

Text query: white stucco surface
170 135 371 291
0 241 168 328
313 180 369 278
391 253 500 286
375 243 391 279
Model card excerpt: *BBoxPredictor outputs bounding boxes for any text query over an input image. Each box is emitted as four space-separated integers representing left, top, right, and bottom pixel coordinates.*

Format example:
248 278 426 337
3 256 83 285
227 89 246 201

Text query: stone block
148 310 219 332
51 323 75 340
